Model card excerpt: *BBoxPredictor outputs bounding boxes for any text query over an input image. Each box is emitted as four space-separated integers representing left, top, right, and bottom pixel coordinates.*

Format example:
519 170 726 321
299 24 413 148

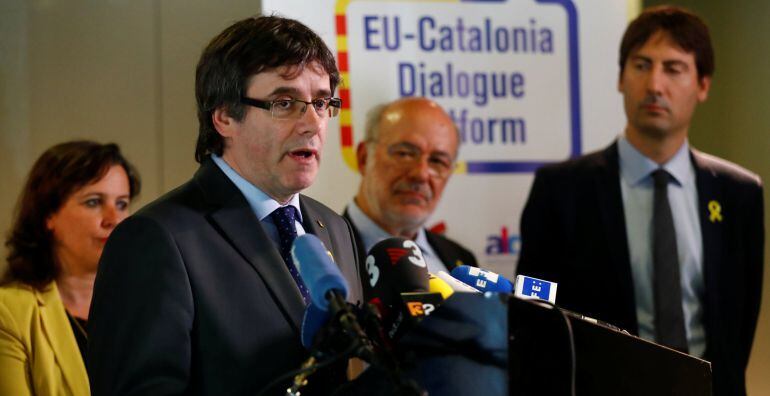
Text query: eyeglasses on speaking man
240 97 342 120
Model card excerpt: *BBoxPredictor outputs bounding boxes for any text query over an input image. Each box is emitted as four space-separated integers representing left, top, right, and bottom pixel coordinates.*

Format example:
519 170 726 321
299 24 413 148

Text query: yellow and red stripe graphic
335 0 466 173
335 0 357 170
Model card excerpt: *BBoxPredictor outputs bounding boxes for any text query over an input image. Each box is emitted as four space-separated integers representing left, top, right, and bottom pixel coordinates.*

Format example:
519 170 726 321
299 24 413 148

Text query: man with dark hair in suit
345 97 477 296
517 6 763 396
87 15 363 395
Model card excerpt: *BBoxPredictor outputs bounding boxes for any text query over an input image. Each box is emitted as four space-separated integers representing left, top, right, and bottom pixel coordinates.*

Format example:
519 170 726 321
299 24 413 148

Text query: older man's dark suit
88 159 363 396
517 142 764 396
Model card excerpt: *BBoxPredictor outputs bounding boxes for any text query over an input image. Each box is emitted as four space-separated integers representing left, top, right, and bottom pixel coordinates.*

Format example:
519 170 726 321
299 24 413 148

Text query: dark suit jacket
517 142 764 396
342 209 478 299
88 159 363 396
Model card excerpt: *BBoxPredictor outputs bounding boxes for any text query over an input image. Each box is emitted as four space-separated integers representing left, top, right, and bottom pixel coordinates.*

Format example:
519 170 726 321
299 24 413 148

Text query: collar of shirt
211 154 303 223
618 135 693 187
346 199 440 264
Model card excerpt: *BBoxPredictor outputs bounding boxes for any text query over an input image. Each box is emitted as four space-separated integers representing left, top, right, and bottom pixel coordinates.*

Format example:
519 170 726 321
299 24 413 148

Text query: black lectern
509 297 712 396
335 294 712 396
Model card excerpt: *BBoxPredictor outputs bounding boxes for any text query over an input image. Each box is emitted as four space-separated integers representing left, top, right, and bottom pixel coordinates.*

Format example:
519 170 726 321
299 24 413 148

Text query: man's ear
356 142 368 175
617 69 625 93
212 106 238 138
697 75 712 102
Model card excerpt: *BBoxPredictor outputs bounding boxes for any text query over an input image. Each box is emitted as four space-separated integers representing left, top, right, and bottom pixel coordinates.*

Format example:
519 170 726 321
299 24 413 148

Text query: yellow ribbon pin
708 200 723 222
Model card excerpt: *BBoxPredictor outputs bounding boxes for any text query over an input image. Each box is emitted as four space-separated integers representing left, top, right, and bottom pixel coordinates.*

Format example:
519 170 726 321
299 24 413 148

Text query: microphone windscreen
365 238 430 309
428 273 454 300
292 234 349 310
436 271 481 293
300 303 328 349
450 265 514 293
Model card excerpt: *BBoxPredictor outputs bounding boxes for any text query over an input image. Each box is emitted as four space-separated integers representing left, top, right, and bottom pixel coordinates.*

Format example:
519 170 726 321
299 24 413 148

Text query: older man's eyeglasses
240 97 342 120
385 142 455 178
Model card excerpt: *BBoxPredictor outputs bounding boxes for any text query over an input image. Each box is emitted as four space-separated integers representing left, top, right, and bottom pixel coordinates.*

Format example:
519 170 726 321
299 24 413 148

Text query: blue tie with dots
270 206 309 304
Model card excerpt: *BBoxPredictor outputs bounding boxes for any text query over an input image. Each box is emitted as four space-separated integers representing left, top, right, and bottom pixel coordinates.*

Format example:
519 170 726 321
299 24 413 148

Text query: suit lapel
301 196 333 257
36 284 89 396
197 160 304 331
691 150 723 346
595 143 638 330
342 209 366 263
424 232 462 271
342 208 373 300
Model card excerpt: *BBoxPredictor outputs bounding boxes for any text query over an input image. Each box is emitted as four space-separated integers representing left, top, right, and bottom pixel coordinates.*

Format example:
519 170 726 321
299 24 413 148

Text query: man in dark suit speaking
517 6 763 396
344 97 477 296
87 16 363 395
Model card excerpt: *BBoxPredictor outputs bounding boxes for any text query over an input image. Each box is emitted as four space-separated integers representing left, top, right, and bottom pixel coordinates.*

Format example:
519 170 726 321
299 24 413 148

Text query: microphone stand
287 294 425 396
353 301 426 396
328 292 377 361
286 356 317 396
285 295 377 396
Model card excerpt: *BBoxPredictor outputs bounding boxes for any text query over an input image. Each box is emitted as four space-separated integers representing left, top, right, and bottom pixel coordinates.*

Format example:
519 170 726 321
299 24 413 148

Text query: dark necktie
651 169 688 353
270 206 309 304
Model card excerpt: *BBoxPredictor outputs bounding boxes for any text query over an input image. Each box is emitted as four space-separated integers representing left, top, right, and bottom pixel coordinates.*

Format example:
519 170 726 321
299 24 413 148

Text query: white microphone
435 271 481 293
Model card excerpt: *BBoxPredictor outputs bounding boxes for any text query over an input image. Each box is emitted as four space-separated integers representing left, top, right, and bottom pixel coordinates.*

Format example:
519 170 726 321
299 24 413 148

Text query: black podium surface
335 294 712 395
509 297 712 396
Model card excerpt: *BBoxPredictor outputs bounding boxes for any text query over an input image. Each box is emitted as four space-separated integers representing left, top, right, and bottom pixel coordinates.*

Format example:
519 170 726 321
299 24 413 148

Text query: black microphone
364 237 433 340
365 237 430 303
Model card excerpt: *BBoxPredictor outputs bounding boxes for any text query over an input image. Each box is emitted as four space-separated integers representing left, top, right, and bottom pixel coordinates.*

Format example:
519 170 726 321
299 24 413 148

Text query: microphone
428 273 454 300
300 303 328 349
450 266 514 293
289 235 425 396
395 274 462 325
292 234 348 309
513 274 558 304
365 237 430 309
363 237 433 341
292 234 373 359
435 271 481 293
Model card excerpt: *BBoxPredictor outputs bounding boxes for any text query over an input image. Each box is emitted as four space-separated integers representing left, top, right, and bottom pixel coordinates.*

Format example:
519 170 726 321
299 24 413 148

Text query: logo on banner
335 0 582 174
485 226 520 256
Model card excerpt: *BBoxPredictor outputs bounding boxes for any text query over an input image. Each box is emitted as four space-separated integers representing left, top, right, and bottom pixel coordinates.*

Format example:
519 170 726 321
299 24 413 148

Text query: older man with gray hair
343 97 477 297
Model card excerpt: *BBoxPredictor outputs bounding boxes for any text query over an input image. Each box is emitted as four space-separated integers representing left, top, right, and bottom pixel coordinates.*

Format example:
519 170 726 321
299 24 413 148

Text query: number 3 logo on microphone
403 240 427 268
366 255 380 287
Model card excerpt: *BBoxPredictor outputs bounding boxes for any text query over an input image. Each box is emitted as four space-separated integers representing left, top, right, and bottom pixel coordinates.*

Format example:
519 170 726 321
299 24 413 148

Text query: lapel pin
316 220 325 228
708 200 723 223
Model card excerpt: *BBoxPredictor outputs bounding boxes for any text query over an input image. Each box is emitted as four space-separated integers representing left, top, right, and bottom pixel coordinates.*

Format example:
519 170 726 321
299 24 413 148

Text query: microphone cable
555 305 577 396
524 299 576 396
